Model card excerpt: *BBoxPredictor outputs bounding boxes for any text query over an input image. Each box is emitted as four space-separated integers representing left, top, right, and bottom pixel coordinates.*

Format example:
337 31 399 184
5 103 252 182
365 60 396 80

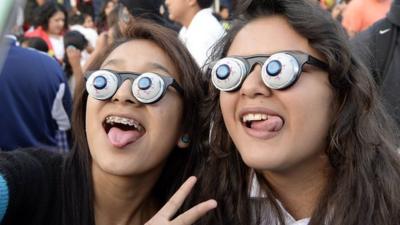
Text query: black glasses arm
307 56 329 71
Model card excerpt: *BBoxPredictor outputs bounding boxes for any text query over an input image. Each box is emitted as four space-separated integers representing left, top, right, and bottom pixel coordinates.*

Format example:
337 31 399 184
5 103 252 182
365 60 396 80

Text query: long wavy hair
61 20 204 225
186 0 400 225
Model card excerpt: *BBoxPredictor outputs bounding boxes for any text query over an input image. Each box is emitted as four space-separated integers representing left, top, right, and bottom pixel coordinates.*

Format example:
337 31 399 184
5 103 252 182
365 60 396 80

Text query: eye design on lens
261 52 300 90
138 77 152 90
93 76 107 89
211 57 248 91
86 70 119 100
216 64 231 80
132 73 165 104
266 60 282 77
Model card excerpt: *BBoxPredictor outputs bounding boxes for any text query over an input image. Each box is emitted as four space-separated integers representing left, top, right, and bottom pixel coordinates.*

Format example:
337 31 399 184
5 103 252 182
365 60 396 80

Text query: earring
181 134 190 144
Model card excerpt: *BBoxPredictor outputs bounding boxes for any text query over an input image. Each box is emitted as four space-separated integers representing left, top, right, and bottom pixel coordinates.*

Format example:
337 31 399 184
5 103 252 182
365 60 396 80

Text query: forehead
228 16 322 59
102 39 180 81
51 11 65 19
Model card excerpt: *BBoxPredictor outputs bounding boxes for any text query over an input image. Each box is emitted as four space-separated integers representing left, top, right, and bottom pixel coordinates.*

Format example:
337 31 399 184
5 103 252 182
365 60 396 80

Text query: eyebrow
101 59 125 68
149 62 172 75
102 59 173 75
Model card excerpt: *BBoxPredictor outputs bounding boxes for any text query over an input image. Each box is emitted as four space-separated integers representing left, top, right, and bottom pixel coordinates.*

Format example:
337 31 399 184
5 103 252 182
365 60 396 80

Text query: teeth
105 116 143 131
242 113 268 123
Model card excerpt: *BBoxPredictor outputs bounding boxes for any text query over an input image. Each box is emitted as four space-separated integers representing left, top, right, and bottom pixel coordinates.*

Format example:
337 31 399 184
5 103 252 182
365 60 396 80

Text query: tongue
251 115 284 132
108 127 142 148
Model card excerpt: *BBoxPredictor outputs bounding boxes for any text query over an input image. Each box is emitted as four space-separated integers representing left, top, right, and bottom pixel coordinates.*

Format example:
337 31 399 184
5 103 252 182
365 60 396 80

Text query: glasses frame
210 50 329 91
85 69 184 104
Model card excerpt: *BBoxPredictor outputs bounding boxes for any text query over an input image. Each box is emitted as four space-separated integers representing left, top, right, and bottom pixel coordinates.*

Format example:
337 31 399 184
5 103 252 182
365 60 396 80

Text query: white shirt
179 8 225 68
49 35 64 61
250 175 310 225
70 24 98 49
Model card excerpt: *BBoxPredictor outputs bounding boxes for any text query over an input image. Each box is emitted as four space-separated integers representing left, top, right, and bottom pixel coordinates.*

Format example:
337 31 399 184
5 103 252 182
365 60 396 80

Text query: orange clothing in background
25 26 55 57
342 0 391 34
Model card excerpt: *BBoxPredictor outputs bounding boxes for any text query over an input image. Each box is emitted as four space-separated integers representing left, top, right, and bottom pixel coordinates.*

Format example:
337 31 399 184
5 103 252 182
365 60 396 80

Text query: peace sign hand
145 176 217 225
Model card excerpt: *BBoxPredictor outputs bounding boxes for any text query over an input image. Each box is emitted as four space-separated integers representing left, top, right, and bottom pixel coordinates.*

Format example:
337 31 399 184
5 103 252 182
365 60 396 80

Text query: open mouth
240 112 284 136
242 113 268 128
103 115 146 148
103 115 144 133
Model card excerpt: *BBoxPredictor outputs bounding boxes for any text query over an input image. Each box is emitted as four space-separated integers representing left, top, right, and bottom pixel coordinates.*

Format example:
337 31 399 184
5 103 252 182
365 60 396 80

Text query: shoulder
0 148 64 172
0 148 65 224
5 46 64 81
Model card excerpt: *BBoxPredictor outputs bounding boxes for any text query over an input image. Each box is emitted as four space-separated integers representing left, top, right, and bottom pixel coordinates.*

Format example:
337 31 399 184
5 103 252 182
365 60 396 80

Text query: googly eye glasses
210 51 328 91
85 69 184 104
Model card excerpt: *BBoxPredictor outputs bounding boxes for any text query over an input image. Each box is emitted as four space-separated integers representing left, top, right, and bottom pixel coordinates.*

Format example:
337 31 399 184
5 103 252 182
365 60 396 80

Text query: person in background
118 0 179 32
63 30 89 95
20 37 49 53
0 36 72 152
351 0 400 135
165 0 225 68
25 2 68 62
341 0 391 37
23 0 46 31
69 13 98 52
95 0 117 32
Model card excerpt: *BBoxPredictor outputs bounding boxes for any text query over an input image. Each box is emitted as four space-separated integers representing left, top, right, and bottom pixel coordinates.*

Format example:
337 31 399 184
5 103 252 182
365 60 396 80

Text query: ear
177 133 190 148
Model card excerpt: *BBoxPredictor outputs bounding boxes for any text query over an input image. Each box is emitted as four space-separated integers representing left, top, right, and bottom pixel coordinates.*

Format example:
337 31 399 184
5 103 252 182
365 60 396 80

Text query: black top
0 148 64 225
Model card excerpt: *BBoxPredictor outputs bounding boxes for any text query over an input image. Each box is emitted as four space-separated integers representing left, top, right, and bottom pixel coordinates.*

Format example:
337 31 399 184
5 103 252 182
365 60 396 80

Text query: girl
0 21 215 225
189 0 400 224
25 2 68 62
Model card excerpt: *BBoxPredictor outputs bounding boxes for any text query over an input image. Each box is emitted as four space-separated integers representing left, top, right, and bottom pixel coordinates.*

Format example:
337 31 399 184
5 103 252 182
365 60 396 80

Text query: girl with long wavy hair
184 0 400 224
0 21 216 225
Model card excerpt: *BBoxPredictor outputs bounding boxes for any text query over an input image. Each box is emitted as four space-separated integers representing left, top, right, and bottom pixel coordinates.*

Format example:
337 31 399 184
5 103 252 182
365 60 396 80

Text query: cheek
151 98 184 134
85 99 101 135
284 83 333 144
220 93 236 127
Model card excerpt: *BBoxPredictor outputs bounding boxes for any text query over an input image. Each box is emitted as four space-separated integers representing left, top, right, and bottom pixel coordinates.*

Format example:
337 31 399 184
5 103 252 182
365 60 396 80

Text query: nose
111 80 141 105
239 65 272 98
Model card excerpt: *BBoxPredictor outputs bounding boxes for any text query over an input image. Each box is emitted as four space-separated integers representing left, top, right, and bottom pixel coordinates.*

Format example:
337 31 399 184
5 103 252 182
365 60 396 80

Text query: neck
181 6 201 28
262 153 333 220
92 165 160 225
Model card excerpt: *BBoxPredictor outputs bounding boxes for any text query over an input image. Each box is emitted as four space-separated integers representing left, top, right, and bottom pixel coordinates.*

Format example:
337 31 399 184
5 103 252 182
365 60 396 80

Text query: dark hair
188 0 400 225
34 2 68 31
69 14 85 26
21 37 49 53
197 0 214 9
63 31 88 78
96 0 115 32
61 20 204 225
119 0 177 31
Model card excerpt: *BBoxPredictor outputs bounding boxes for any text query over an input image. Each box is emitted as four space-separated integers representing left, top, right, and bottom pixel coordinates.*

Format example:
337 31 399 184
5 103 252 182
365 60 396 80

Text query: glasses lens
132 73 165 104
261 52 300 89
86 70 118 100
211 58 246 91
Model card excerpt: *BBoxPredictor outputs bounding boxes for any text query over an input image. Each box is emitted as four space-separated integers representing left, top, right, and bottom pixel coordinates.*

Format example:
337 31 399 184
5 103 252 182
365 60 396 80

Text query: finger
156 176 197 219
172 200 217 225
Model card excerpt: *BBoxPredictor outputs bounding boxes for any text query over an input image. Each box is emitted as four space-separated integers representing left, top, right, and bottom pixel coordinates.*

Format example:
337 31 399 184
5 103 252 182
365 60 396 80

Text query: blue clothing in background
0 37 72 151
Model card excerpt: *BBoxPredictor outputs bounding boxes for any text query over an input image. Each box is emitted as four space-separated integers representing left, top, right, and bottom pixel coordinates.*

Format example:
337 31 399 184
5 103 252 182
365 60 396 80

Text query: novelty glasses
210 51 328 91
85 69 184 104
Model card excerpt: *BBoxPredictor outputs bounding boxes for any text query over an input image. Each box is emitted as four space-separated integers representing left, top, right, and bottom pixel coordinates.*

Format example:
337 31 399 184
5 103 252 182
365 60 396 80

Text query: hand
95 32 109 51
66 45 81 68
145 176 217 225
